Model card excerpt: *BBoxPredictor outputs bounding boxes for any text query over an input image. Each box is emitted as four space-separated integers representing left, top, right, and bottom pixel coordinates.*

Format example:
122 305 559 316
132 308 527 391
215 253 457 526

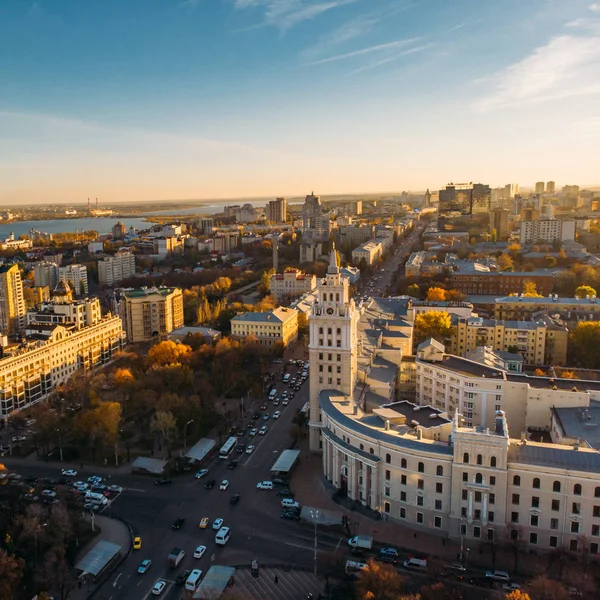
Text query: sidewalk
70 515 132 600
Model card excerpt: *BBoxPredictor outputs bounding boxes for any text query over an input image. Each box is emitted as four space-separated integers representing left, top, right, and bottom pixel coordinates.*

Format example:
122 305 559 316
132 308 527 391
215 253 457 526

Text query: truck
347 535 373 550
168 547 185 568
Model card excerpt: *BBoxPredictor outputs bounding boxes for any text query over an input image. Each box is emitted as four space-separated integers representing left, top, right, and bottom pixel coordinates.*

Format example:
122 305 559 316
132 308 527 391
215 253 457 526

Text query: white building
58 264 88 297
98 251 136 286
34 262 59 290
352 241 383 266
519 219 576 244
270 269 316 302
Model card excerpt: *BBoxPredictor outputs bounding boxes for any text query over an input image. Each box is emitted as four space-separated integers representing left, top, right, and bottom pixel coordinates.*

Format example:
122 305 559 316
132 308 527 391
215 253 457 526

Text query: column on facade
333 447 340 488
467 490 474 523
365 465 371 506
482 492 488 523
348 457 356 500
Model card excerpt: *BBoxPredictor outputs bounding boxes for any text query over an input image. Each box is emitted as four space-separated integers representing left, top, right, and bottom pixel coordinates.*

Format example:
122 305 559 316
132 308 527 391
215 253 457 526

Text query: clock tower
308 245 359 452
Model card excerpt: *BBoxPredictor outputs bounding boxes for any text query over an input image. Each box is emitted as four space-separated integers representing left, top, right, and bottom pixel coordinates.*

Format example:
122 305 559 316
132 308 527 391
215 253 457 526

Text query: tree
0 549 24 599
444 289 465 302
151 410 177 458
297 312 308 338
355 559 405 600
522 281 543 297
491 228 498 243
505 591 531 600
575 285 597 298
544 255 557 268
528 575 569 600
72 401 121 461
407 284 420 298
414 311 453 345
570 322 600 369
557 370 576 379
426 287 447 302
497 254 514 271
534 368 546 376
147 340 191 367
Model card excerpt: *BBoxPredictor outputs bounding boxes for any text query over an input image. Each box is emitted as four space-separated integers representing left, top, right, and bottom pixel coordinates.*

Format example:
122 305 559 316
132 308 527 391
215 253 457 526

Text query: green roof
123 287 179 298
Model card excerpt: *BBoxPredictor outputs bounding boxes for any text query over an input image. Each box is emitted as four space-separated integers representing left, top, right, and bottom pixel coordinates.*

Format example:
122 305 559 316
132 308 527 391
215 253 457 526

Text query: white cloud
231 0 358 32
590 3 600 12
350 43 433 74
474 27 600 111
304 37 422 66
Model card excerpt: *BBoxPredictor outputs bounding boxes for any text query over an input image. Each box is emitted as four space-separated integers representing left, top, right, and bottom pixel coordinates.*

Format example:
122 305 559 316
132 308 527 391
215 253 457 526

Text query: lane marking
112 573 122 587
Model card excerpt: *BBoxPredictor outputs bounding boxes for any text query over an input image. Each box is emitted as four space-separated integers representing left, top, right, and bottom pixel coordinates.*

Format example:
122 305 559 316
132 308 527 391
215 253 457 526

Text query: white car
219 480 229 491
486 570 510 582
249 428 257 437
257 481 273 490
259 426 267 435
61 469 78 477
87 476 102 485
246 445 255 454
503 583 521 592
73 481 88 490
282 399 289 406
152 580 166 595
193 545 206 559
212 518 224 530
108 484 123 494
273 411 281 420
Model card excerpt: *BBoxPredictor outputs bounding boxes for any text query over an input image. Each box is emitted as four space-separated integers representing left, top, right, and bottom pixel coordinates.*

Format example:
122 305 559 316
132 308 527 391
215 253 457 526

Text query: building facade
519 219 576 244
34 262 59 290
230 307 298 347
58 264 89 297
352 241 382 266
269 270 316 302
98 251 136 286
266 197 287 223
450 270 555 296
495 295 600 325
0 265 26 335
119 287 184 343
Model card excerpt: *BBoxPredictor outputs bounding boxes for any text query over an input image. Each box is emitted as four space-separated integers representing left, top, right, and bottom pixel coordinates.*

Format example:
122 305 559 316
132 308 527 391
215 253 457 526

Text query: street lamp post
184 420 194 451
56 429 63 462
310 509 319 576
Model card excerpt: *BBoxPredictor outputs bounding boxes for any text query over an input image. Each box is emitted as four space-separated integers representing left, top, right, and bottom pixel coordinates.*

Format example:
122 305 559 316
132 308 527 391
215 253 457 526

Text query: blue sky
1 0 599 203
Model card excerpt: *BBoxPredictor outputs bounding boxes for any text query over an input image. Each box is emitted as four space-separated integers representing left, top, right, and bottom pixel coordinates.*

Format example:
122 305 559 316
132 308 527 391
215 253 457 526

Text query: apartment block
352 240 382 266
519 219 576 244
269 269 316 302
58 264 88 297
231 307 298 347
495 295 600 326
0 265 26 335
98 251 136 286
33 262 59 290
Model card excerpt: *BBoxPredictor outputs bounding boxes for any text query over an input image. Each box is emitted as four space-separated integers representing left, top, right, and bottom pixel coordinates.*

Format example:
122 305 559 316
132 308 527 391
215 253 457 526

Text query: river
0 217 150 239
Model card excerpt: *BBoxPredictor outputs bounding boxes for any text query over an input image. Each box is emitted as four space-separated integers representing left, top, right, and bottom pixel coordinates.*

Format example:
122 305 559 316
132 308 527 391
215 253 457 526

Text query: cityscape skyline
1 0 599 204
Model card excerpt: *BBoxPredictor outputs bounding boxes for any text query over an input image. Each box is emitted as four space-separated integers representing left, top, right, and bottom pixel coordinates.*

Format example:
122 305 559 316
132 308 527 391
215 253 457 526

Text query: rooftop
231 307 297 323
552 405 600 449
122 286 180 298
496 295 600 305
508 440 600 474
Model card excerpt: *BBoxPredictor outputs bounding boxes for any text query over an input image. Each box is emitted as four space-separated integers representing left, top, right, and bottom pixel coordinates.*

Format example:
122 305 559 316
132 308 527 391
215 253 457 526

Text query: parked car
246 445 255 454
272 477 288 485
172 518 185 530
256 481 273 490
205 479 216 489
195 469 209 479
176 570 191 585
61 469 77 477
486 570 510 582
276 488 294 497
220 480 230 491
503 583 521 592
108 485 124 494
249 428 258 437
155 478 172 486
133 537 142 550
138 559 152 574
227 461 238 470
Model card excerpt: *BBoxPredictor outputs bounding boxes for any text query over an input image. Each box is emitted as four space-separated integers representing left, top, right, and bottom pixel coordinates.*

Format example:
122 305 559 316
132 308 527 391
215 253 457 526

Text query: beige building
266 197 287 223
0 264 26 335
119 287 184 343
449 316 568 366
352 240 382 266
495 295 600 326
231 307 298 347
98 250 135 286
269 270 316 302
58 264 88 297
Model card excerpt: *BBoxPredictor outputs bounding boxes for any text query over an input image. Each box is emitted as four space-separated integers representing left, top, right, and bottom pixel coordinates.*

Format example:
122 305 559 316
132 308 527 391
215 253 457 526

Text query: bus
345 560 367 577
219 436 237 459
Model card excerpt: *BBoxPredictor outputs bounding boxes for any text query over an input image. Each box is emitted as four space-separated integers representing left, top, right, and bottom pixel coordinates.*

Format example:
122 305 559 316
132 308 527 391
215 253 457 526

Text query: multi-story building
211 232 239 254
535 182 546 194
0 265 26 335
450 269 555 296
495 295 600 325
98 250 136 287
34 262 59 291
519 219 576 244
58 264 88 297
119 287 184 343
153 236 185 258
269 270 316 302
439 183 491 215
338 225 376 249
198 217 214 233
492 209 510 239
504 183 519 199
448 316 568 366
354 200 363 215
230 307 298 348
266 197 287 223
405 252 426 277
546 181 556 194
352 241 383 266
112 221 127 239
302 193 331 243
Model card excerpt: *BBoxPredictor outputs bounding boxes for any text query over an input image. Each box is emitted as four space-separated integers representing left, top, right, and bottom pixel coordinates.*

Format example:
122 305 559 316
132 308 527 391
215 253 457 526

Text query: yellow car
199 517 209 529
133 536 142 550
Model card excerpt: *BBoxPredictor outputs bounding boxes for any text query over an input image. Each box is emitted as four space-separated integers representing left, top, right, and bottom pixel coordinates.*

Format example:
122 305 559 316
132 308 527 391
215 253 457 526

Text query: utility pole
184 420 194 451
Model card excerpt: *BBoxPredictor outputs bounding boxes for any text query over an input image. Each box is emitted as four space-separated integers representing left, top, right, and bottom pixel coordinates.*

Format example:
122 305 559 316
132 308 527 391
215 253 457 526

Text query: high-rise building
119 287 184 343
98 250 136 287
58 264 88 297
504 183 519 199
34 262 59 290
308 247 359 451
198 217 214 233
423 190 431 208
535 181 545 194
492 208 510 239
112 221 127 240
438 182 491 216
266 197 287 223
353 200 363 215
0 265 26 335
546 181 556 194
302 193 331 242
519 219 576 244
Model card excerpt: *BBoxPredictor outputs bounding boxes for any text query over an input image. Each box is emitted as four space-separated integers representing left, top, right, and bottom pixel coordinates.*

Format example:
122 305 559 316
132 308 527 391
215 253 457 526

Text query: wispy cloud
590 3 600 12
231 0 358 33
474 18 600 111
450 22 466 31
304 37 422 66
350 42 434 74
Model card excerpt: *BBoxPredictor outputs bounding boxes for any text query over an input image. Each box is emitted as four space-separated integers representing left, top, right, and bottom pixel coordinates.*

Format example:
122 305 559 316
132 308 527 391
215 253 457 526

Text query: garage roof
270 449 300 473
75 540 121 576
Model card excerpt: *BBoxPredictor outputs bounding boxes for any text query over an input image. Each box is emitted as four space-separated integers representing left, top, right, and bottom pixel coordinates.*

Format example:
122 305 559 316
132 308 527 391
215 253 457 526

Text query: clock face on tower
326 308 334 315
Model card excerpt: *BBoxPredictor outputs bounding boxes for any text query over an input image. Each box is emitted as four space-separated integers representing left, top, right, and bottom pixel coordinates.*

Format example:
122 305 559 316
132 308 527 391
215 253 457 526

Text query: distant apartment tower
519 219 576 244
504 183 519 199
546 181 556 194
224 205 240 219
535 181 545 194
34 262 59 290
438 182 491 215
354 200 363 215
562 185 580 195
0 265 26 335
492 208 510 239
58 264 89 297
119 287 184 343
302 193 331 242
98 251 136 287
266 197 287 223
198 217 214 233
112 221 127 240
423 189 431 207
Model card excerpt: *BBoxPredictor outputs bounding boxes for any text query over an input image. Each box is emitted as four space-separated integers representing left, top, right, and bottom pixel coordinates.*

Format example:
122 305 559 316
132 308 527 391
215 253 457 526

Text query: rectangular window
417 495 424 506
570 539 578 552
435 500 442 511
475 491 482 503
400 507 406 519
417 479 424 490
462 489 468 501
550 518 559 530
594 506 600 518
434 516 442 528
591 543 599 555
530 515 539 527
436 482 443 494
571 521 580 534
416 512 424 524
488 511 494 523
318 353 323 360
512 494 520 505
462 472 468 482
592 525 600 537
473 526 481 538
384 501 390 514
573 503 581 515
461 507 467 518
460 524 467 536
490 476 496 486
550 536 558 548
530 532 538 545
511 512 519 523
400 491 406 502
474 509 481 520
384 486 391 498
489 493 495 505
337 354 341 361
385 470 390 481
532 496 540 508
401 475 407 485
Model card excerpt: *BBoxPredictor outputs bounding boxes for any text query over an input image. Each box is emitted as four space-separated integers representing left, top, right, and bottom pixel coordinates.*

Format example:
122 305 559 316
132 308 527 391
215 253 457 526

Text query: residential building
504 183 519 199
405 251 426 277
352 241 382 266
340 266 360 285
492 209 510 239
339 225 376 249
269 269 316 302
266 197 287 223
519 219 576 244
546 181 556 194
535 182 546 194
224 205 240 219
153 236 185 257
0 265 26 335
302 192 331 243
450 269 556 296
198 217 214 233
112 221 127 239
98 250 136 286
119 287 184 343
34 262 59 290
495 295 600 326
230 306 298 348
58 264 88 297
168 326 221 344
439 182 491 216
354 200 363 215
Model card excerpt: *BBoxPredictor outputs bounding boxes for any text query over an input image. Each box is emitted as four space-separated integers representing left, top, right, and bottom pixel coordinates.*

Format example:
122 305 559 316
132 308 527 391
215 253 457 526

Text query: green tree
575 284 597 298
414 311 453 345
406 284 420 298
570 322 600 368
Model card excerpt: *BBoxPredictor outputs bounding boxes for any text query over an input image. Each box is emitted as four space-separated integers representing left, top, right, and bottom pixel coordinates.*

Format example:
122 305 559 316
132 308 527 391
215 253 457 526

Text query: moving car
263 414 270 421
138 559 152 574
227 461 238 470
175 570 191 585
379 547 399 564
205 479 216 489
257 481 273 490
503 583 521 592
172 518 185 530
133 536 142 550
486 570 510 582
249 428 258 437
193 545 206 559
108 484 123 494
195 469 209 479
155 478 172 486
199 517 209 529
282 399 289 406
220 480 230 490
212 518 224 530
273 411 281 419
246 445 255 454
61 469 77 477
152 580 166 595
259 426 268 435
230 493 240 505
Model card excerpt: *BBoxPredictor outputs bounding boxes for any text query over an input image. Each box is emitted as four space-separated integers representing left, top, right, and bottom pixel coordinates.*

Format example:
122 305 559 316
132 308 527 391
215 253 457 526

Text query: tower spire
328 243 339 274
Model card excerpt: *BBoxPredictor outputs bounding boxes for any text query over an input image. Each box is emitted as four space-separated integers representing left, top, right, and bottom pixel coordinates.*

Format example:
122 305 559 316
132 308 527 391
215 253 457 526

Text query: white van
282 374 291 383
281 498 300 509
403 557 427 571
269 389 278 400
185 569 203 591
215 526 231 545
85 492 109 505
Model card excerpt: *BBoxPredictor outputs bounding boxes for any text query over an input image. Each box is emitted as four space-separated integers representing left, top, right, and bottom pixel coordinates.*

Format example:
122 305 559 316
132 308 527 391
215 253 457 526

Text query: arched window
330 293 334 301
336 293 340 302
401 458 407 469
574 483 582 496
477 454 483 465
336 328 341 335
418 462 424 473
385 453 391 464
595 486 600 498
533 478 540 489
436 465 443 477
513 475 521 486
553 481 561 493
327 328 332 335
369 448 374 455
475 473 483 484
319 327 323 334
490 456 497 468
359 444 364 451
463 453 469 464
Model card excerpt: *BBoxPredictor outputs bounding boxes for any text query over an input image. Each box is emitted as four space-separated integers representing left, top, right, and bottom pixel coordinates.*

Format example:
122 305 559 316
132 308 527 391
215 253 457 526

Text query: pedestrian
274 575 278 584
